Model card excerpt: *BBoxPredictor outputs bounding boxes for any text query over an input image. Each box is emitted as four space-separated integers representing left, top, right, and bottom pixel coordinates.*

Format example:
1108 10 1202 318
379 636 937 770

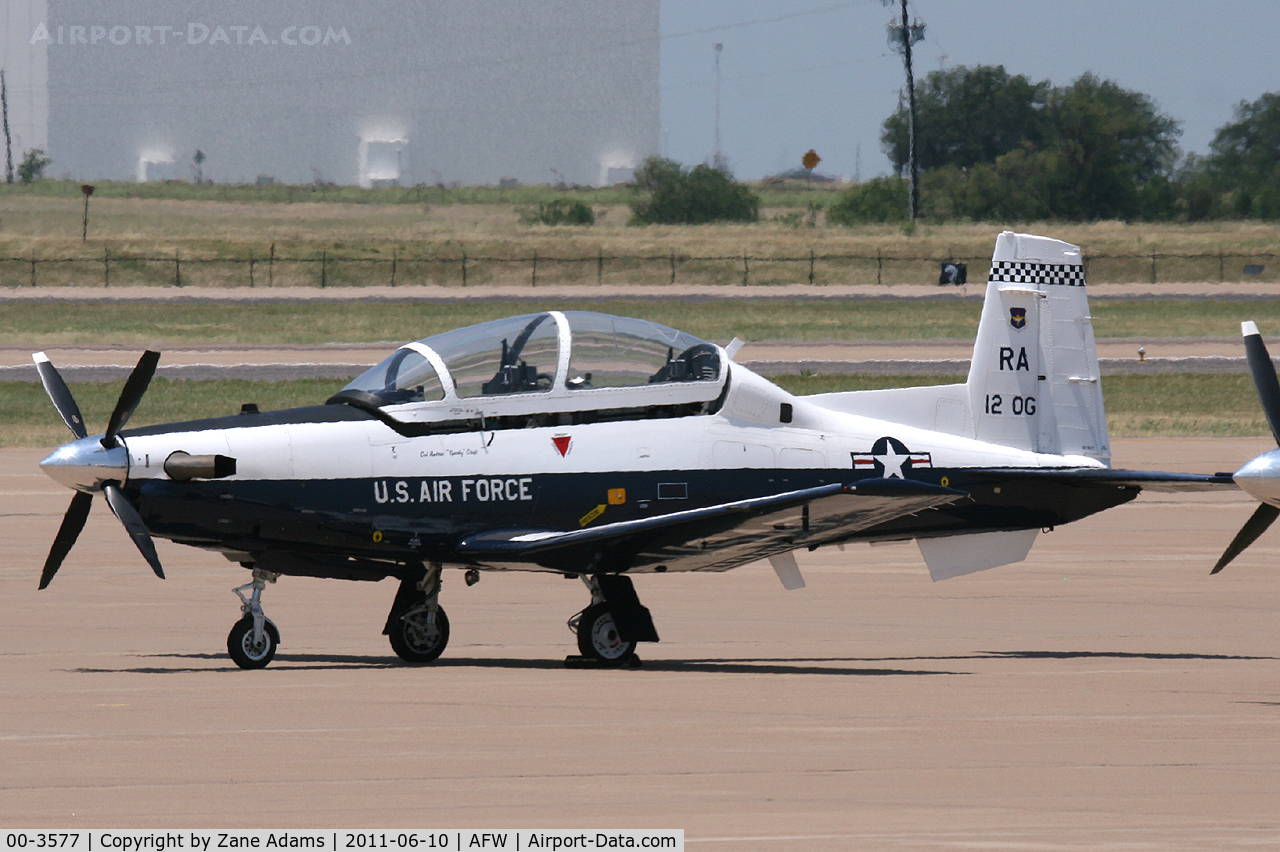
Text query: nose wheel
228 568 281 669
228 614 280 669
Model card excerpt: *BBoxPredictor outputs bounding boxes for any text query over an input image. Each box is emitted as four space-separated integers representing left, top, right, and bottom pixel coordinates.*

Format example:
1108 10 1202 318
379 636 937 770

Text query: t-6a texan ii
32 232 1276 669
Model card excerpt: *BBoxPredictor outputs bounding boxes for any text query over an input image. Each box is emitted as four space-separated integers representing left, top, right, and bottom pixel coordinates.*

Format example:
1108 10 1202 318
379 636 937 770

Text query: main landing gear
568 574 659 667
228 568 282 670
220 563 655 669
383 561 450 664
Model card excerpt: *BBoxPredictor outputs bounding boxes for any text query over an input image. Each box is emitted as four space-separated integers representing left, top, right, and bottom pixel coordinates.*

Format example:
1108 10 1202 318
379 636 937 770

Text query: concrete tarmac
2 438 1279 848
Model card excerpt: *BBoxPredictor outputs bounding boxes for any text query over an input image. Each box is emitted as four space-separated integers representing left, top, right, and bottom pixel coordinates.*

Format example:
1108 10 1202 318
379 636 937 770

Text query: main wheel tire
388 604 450 663
576 604 635 666
227 615 280 669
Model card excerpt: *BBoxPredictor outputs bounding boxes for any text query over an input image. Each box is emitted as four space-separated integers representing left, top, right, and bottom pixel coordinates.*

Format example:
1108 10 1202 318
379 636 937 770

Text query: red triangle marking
552 435 571 457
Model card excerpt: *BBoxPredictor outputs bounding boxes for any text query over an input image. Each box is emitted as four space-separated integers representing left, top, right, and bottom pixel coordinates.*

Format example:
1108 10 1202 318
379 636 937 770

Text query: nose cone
1233 448 1280 506
40 436 129 492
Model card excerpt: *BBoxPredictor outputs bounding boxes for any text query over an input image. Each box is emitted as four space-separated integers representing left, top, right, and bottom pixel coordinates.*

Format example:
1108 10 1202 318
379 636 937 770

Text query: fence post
321 250 327 288
249 253 255 287
809 248 815 285
103 247 109 288
669 250 676 285
1219 248 1224 283
175 250 181 287
268 242 275 287
30 255 36 287
531 250 537 287
390 247 397 286
877 249 883 286
597 249 604 286
462 251 468 287
1151 250 1157 285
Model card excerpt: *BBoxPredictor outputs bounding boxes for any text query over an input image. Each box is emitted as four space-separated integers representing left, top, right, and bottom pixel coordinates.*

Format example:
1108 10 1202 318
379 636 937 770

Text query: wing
456 478 967 574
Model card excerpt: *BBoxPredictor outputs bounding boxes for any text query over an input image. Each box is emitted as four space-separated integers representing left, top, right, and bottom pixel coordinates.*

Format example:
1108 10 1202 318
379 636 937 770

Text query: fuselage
92 359 1124 580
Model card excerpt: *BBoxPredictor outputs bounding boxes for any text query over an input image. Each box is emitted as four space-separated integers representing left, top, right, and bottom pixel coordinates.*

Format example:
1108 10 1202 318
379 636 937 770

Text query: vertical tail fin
966 231 1110 464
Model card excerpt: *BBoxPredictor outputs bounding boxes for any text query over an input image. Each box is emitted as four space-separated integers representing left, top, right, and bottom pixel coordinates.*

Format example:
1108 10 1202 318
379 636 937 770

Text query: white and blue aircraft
32 232 1275 669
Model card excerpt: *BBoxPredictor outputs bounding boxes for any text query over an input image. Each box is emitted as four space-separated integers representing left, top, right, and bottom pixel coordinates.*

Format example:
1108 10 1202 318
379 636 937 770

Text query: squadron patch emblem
1009 307 1027 330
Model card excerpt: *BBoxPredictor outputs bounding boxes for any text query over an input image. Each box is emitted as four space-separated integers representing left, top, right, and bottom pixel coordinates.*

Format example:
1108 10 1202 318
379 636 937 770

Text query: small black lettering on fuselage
999 346 1030 371
373 477 532 504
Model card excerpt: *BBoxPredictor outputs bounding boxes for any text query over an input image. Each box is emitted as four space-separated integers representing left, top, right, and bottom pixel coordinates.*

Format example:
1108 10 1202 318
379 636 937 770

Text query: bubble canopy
335 311 724 410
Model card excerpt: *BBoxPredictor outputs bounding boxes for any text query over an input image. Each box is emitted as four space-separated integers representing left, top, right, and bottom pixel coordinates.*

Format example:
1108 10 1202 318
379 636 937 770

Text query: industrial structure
3 0 659 186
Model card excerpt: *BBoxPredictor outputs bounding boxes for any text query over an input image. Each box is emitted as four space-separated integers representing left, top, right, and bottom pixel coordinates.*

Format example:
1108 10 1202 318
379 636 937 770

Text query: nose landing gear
228 568 282 669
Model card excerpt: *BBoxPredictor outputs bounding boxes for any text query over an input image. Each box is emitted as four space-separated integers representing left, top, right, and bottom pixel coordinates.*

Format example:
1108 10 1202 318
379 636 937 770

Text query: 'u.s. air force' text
374 478 534 504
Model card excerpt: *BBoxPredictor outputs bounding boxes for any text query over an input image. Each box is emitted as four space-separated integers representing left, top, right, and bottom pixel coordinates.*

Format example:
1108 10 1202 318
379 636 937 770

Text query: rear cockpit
328 311 727 431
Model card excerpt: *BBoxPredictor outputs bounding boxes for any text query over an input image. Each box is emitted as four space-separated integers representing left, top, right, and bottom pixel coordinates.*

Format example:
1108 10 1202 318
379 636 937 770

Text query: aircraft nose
1233 448 1280 506
40 436 129 493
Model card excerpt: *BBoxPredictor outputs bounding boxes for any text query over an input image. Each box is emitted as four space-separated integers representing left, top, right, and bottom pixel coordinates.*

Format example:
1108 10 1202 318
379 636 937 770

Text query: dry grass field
2 191 1278 288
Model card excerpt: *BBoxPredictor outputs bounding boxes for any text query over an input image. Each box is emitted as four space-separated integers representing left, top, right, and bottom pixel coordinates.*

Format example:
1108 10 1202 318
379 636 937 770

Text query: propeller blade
1242 322 1280 446
102 349 160 448
38 490 95 590
32 352 87 440
103 482 165 580
1212 501 1280 575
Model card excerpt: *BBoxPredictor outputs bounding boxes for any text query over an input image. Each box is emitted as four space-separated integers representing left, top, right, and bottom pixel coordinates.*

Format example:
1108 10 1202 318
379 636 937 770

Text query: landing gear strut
384 561 450 663
228 568 281 669
569 574 659 667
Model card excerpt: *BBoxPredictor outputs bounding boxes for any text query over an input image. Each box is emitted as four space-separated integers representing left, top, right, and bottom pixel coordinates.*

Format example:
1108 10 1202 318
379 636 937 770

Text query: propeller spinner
1213 322 1280 573
33 350 164 588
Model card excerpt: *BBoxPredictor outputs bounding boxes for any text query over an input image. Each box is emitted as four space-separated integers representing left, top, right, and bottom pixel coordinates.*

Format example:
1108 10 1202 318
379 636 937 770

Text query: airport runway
2 438 1279 848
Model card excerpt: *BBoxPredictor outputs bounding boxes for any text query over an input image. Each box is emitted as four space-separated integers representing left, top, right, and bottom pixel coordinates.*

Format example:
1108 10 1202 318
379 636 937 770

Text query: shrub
526 198 595 226
827 176 908 224
629 156 759 224
18 148 51 183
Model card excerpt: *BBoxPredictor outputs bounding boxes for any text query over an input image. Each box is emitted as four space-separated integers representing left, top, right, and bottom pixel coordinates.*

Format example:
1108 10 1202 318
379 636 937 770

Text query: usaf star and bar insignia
851 436 932 480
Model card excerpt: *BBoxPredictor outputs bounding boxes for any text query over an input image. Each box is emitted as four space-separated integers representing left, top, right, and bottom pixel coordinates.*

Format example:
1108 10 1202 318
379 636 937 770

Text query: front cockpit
328 311 727 428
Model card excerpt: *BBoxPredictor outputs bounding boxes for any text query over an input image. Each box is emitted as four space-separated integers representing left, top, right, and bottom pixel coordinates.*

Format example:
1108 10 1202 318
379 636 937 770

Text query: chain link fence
1 249 1276 289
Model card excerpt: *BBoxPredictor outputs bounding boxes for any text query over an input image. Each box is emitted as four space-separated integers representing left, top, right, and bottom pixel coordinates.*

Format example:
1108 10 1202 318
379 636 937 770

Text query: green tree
882 65 1051 174
17 147 50 183
1204 92 1280 218
629 156 759 225
872 68 1180 222
1043 73 1180 220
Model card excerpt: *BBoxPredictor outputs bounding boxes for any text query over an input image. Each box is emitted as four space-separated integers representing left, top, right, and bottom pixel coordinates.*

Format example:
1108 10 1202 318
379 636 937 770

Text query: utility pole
712 43 724 170
1 70 13 184
886 0 924 220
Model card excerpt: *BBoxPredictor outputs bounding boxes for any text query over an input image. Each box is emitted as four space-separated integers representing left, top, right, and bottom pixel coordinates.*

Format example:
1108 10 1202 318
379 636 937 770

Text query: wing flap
963 467 1236 493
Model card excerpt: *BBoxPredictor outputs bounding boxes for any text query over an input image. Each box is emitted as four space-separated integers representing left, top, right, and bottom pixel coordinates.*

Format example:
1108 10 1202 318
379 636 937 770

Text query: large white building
3 0 659 186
